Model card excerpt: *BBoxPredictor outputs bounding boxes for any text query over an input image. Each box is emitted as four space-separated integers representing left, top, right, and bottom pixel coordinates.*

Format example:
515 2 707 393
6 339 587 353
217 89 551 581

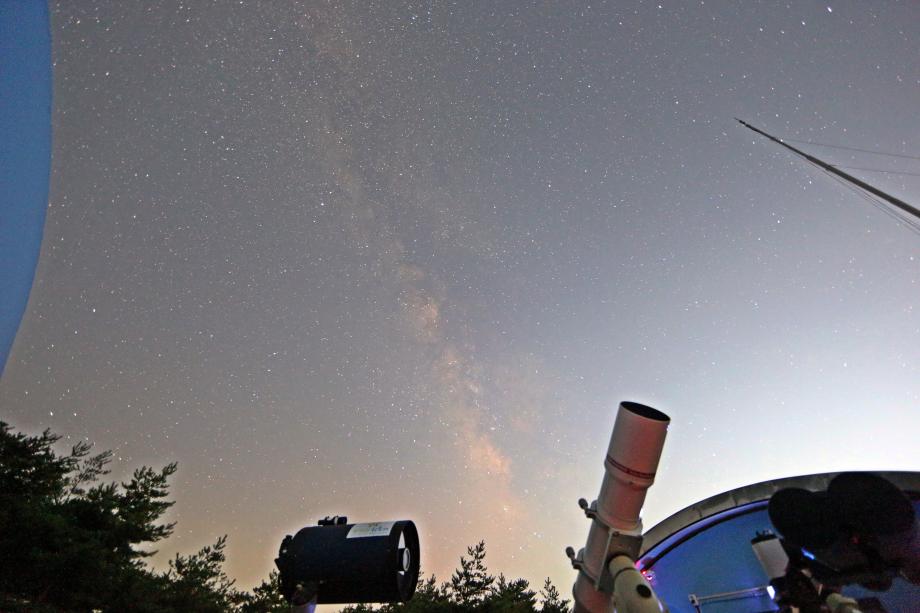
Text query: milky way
2 1 918 599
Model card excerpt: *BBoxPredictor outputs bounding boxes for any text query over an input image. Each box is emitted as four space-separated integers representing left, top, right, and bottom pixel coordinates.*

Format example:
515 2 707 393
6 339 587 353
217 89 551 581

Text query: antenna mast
737 119 920 224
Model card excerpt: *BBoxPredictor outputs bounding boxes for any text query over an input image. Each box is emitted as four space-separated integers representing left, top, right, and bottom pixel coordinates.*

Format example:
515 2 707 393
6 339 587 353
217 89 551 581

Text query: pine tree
0 420 243 612
487 574 537 612
0 421 178 608
538 577 569 613
448 541 495 609
160 535 240 612
238 571 290 613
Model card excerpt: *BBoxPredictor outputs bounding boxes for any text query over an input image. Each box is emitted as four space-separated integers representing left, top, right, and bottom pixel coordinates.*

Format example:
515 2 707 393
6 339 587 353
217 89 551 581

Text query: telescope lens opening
621 401 669 422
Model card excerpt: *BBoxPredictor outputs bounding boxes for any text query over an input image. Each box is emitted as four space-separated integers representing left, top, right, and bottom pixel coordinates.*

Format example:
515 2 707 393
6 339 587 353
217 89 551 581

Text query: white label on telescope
347 521 395 539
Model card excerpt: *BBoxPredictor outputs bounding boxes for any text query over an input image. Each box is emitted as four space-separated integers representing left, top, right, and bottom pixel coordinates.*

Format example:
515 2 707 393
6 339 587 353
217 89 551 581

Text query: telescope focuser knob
578 498 598 520
565 546 585 572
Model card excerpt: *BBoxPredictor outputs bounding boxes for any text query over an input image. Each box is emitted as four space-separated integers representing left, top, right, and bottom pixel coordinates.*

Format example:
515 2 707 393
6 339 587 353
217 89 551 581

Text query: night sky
2 0 919 601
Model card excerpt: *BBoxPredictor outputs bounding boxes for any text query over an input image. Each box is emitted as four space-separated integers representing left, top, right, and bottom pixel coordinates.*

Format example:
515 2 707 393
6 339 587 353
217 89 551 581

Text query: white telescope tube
597 402 670 532
573 575 614 613
608 555 668 613
572 402 670 613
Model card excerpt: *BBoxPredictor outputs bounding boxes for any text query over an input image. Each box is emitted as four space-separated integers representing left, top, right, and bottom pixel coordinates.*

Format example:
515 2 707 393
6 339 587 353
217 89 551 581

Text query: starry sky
2 0 919 602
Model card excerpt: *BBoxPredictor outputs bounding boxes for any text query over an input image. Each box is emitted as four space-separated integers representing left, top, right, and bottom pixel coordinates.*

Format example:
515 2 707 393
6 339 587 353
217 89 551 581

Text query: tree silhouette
489 574 537 612
0 421 234 612
538 577 569 613
449 540 494 609
0 420 571 612
237 571 290 613
341 543 570 613
160 535 239 612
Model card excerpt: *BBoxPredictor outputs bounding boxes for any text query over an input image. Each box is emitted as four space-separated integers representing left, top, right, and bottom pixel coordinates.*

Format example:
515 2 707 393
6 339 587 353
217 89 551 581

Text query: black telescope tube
276 520 420 604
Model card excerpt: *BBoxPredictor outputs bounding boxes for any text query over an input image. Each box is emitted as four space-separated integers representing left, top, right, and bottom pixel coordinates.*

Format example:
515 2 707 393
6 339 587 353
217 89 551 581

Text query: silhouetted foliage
489 574 537 612
236 571 290 613
0 420 181 610
0 421 258 612
340 542 569 613
0 421 570 612
449 540 494 608
537 577 569 613
158 535 239 612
